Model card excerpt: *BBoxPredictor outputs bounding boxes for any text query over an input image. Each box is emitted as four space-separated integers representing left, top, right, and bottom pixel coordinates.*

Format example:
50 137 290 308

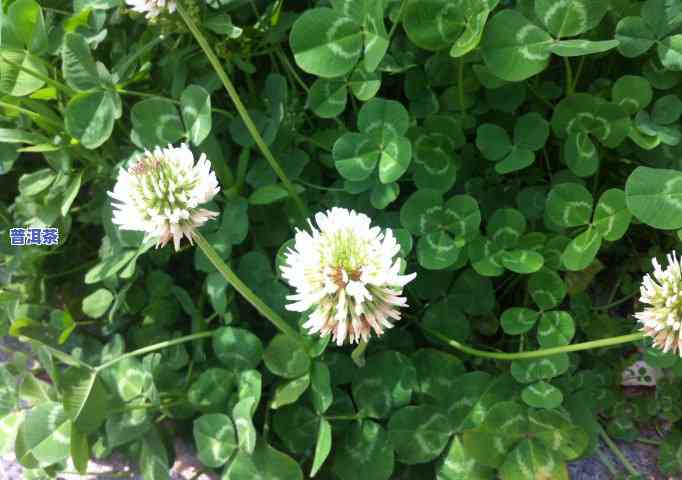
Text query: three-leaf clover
401 189 481 270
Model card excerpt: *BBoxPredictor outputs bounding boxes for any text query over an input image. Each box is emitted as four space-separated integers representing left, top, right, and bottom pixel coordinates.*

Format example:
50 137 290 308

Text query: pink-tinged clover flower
109 144 219 251
636 251 682 356
281 207 416 345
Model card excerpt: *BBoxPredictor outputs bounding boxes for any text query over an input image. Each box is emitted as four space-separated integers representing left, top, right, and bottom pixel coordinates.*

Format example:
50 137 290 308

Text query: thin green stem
325 414 362 421
0 101 62 129
176 3 308 220
115 35 167 79
599 425 640 477
564 57 574 95
637 437 662 446
458 58 465 112
591 291 638 311
95 331 215 372
0 54 75 96
388 0 408 39
275 47 310 94
111 399 187 414
117 89 233 118
193 231 307 348
421 326 645 360
596 448 618 476
572 56 586 92
43 259 98 279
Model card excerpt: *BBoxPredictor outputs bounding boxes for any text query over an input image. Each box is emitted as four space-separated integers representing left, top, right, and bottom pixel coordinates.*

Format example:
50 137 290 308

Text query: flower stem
636 437 662 446
176 3 308 221
564 57 574 95
388 0 408 39
599 425 641 477
421 326 646 360
95 330 215 372
193 231 306 348
596 448 618 476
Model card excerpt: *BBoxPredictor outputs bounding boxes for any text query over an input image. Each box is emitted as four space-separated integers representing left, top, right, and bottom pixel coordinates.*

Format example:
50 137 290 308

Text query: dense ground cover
3 0 682 478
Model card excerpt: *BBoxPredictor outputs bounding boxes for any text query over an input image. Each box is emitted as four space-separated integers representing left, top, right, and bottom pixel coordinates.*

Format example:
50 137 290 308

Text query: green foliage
1 0 679 478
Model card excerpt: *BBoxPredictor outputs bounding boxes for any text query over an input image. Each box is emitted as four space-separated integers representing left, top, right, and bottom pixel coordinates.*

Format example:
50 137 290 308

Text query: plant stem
275 47 309 94
564 57 574 95
591 291 638 311
388 0 408 39
596 448 618 476
421 326 646 360
325 414 362 421
193 231 306 348
0 101 62 129
117 89 233 118
599 425 641 477
0 54 75 96
95 331 215 372
636 437 662 446
572 56 586 92
176 3 308 220
114 35 167 79
458 58 465 112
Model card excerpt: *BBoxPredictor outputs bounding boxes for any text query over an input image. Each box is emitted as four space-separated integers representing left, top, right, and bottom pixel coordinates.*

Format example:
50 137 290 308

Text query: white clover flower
109 143 219 251
126 0 176 19
280 207 416 346
635 251 682 356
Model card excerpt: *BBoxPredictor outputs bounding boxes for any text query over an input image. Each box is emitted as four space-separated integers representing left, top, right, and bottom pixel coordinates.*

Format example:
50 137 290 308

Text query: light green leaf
82 289 113 318
60 367 107 434
521 381 564 409
8 0 47 53
658 34 682 70
16 402 71 468
271 374 311 409
290 8 362 78
436 435 495 480
593 188 631 241
352 351 417 419
61 32 100 91
65 91 116 149
334 420 394 480
546 183 593 228
481 10 551 82
612 75 653 114
131 98 184 148
188 368 234 412
224 440 303 480
501 250 544 274
0 48 47 96
307 78 347 118
388 405 451 464
310 418 332 477
529 268 566 311
615 16 655 57
193 414 236 468
562 226 602 271
548 39 619 57
501 307 540 335
264 334 310 379
309 361 333 415
181 85 212 145
212 327 263 373
625 166 682 229
535 0 608 38
537 311 575 347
